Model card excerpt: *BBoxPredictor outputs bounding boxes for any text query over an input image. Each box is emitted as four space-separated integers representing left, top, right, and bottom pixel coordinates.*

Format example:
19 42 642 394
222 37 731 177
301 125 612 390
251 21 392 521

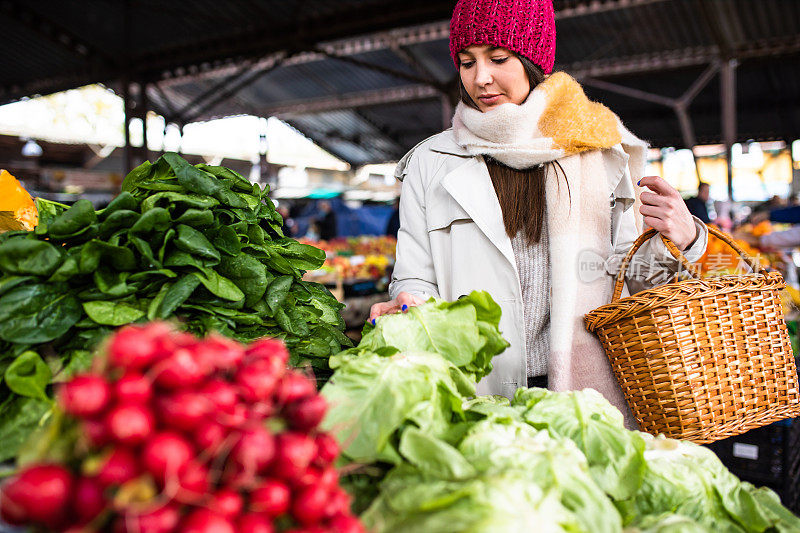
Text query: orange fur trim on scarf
537 72 622 155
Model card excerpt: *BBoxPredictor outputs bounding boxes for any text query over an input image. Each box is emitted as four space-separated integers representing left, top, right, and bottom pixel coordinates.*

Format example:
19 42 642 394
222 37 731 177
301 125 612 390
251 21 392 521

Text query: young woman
370 0 707 426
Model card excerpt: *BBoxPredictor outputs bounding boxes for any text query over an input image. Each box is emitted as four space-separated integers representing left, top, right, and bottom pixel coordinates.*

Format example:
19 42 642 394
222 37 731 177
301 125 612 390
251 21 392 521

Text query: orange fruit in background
751 221 773 237
0 169 38 231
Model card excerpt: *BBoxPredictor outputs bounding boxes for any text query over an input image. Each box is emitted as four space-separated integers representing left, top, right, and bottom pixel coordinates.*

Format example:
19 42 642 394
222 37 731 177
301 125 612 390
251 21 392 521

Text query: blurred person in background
385 198 401 237
684 182 711 224
316 200 338 241
277 205 297 237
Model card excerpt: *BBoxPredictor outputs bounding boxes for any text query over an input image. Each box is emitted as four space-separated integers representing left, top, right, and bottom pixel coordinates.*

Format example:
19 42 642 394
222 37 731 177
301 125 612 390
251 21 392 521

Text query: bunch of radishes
0 323 364 533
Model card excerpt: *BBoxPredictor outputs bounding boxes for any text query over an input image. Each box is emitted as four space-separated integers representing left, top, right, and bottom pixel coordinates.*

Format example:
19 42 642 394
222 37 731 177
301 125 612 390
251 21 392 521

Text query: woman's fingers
369 301 399 321
639 191 669 207
368 292 425 323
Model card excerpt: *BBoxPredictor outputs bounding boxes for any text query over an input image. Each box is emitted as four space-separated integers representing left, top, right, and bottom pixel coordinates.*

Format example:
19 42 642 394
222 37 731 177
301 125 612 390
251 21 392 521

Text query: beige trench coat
389 129 708 398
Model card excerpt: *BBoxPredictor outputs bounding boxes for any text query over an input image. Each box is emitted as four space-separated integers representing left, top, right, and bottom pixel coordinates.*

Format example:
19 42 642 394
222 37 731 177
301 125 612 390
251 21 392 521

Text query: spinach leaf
141 191 219 212
174 209 215 227
218 254 268 307
121 160 154 192
82 300 145 326
0 284 82 343
156 274 201 318
4 351 52 401
193 267 244 302
213 225 242 256
265 275 293 314
130 207 171 234
99 209 140 238
164 152 222 195
99 191 137 218
80 240 137 272
175 224 221 262
49 199 97 239
0 396 52 462
0 239 63 277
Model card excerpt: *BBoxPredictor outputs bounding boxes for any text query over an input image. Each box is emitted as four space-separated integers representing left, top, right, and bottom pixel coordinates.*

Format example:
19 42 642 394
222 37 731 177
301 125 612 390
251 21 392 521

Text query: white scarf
452 72 647 427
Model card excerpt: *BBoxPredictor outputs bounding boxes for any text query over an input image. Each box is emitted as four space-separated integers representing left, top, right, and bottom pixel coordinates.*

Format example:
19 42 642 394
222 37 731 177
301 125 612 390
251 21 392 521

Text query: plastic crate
705 418 799 512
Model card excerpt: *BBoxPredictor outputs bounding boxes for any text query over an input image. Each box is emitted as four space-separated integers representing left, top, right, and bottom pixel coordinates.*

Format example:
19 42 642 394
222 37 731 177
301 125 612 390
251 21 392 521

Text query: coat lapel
440 157 517 270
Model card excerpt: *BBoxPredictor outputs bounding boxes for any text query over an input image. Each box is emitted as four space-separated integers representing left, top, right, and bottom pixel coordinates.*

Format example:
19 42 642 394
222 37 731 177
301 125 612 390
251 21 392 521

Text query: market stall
1 161 799 532
301 236 396 338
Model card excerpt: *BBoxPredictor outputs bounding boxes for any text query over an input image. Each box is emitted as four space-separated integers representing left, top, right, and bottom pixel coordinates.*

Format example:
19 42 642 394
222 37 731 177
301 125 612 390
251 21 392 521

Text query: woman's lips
478 94 502 105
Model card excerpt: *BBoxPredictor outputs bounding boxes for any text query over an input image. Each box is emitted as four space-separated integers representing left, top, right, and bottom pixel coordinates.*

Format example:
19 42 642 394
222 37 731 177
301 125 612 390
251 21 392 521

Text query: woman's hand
638 176 699 250
368 292 425 323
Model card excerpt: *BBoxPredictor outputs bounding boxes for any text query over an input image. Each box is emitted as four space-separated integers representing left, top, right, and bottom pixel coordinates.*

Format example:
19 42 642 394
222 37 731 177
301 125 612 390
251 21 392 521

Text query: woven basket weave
585 225 800 443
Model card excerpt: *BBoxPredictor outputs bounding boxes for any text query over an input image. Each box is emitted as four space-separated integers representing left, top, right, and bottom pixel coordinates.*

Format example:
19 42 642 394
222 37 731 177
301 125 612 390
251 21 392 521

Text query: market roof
2 0 799 166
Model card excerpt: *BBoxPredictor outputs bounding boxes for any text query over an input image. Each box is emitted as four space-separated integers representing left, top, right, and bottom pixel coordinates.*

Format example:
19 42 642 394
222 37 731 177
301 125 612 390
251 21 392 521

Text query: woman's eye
460 60 475 68
491 57 509 64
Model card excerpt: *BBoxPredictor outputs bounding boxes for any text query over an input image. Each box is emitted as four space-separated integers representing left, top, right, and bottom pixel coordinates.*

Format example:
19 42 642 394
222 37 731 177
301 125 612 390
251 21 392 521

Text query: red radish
114 372 152 404
106 403 155 445
296 466 338 491
142 432 194 482
153 347 209 389
172 460 210 503
236 359 280 402
314 433 340 466
115 503 180 533
179 508 235 533
72 476 106 523
210 488 244 519
58 375 111 418
232 426 275 472
273 372 316 405
236 513 275 533
292 484 329 526
284 394 327 431
97 448 139 487
323 487 352 519
156 391 210 431
327 514 365 533
249 479 290 518
245 338 289 367
0 464 72 528
195 420 227 451
200 379 239 412
83 418 110 447
194 334 244 370
107 324 166 370
217 403 249 429
271 432 317 480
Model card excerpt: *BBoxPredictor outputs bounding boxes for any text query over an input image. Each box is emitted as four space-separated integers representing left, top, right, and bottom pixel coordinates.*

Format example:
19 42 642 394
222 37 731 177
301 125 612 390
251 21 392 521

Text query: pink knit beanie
449 0 556 74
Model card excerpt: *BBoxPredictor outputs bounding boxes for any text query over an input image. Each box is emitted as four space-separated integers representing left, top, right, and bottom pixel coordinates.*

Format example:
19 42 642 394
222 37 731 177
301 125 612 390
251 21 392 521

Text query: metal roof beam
162 0 664 84
0 0 115 65
255 85 440 117
563 37 800 77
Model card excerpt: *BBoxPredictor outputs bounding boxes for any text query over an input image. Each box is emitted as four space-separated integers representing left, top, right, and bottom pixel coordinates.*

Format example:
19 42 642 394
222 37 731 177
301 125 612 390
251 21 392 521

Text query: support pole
721 59 738 201
123 78 133 175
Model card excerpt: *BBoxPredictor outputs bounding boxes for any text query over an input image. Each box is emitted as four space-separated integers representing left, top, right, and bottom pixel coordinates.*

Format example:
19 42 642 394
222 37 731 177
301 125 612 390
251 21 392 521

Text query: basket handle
610 225 764 303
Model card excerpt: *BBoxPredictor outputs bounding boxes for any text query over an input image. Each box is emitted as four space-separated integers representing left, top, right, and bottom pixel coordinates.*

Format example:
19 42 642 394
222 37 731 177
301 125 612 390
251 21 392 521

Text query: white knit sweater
510 216 551 378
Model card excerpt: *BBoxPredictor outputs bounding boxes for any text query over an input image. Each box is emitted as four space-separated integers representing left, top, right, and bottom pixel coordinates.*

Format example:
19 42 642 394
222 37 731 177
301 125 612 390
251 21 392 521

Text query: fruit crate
705 418 800 512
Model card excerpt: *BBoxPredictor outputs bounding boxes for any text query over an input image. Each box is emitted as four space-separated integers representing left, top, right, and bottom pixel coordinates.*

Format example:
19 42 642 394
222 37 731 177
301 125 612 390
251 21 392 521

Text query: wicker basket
585 225 800 443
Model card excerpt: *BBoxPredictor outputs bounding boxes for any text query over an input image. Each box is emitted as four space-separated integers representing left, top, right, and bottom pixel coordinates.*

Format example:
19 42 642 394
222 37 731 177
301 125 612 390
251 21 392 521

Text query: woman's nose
474 61 493 87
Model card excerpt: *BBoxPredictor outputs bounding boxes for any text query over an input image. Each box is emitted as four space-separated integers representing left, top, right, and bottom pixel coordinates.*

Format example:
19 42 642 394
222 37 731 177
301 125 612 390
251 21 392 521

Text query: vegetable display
0 153 349 462
321 292 800 532
0 323 365 533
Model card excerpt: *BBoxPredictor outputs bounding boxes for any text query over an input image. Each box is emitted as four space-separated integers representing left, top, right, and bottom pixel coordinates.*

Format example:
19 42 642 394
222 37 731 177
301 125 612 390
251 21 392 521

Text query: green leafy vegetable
0 152 350 461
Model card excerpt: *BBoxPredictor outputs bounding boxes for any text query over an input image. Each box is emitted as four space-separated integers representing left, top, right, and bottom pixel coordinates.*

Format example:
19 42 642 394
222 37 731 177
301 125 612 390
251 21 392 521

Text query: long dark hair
459 54 568 245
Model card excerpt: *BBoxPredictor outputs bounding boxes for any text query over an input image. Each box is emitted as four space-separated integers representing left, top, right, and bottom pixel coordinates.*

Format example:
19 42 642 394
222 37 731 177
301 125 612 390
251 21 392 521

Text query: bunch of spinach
0 153 349 461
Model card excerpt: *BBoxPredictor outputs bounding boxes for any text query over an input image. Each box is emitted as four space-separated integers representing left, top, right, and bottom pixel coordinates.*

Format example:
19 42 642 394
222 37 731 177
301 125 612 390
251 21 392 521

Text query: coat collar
428 129 472 157
439 156 517 270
